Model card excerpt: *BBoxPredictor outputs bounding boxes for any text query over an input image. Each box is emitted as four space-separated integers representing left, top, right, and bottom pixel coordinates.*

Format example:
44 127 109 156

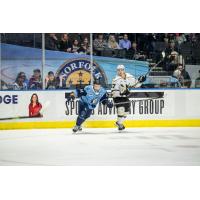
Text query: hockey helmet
93 78 101 85
117 64 125 71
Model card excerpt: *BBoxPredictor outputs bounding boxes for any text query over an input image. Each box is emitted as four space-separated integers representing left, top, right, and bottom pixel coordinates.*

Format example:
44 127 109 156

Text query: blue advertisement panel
1 43 149 89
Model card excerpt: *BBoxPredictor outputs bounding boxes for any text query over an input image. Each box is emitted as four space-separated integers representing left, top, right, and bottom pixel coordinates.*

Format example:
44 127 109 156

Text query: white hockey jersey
111 73 141 97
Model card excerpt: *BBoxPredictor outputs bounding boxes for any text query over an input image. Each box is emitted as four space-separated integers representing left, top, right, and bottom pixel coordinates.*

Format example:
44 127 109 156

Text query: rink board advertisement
0 89 200 129
1 43 148 87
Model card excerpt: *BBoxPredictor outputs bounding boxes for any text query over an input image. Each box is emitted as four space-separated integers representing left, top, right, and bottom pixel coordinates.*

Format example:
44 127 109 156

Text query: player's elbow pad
77 89 87 97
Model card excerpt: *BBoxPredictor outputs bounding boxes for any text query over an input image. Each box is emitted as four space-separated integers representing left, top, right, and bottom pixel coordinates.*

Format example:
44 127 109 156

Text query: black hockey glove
66 92 75 102
138 75 146 83
101 94 113 108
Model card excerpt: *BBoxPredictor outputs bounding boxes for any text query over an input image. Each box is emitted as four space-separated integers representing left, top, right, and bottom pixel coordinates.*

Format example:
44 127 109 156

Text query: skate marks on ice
0 159 50 166
73 129 138 135
72 129 144 141
0 128 200 165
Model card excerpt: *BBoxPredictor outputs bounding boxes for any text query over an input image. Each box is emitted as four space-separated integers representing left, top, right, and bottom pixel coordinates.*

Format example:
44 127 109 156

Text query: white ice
0 128 200 165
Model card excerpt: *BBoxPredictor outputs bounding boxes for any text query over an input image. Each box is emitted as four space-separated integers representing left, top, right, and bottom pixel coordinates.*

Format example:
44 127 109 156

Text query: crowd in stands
2 33 200 62
93 33 200 60
1 33 200 90
11 69 42 90
2 69 74 90
45 33 90 54
44 33 200 83
1 33 200 65
3 66 196 90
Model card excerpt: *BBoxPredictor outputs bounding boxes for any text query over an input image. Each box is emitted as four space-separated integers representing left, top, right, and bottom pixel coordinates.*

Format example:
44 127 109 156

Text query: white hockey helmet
117 64 125 71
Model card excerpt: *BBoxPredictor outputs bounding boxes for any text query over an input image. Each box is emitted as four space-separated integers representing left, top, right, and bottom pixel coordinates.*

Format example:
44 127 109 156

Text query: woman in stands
71 39 80 53
108 34 120 50
29 93 43 117
13 72 28 90
45 71 59 89
78 37 90 54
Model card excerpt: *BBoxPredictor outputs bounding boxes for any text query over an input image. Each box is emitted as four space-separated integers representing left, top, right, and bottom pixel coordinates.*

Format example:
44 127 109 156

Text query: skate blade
72 130 83 134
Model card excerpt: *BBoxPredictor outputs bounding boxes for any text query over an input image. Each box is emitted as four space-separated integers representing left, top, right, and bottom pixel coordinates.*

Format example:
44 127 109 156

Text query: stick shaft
113 97 164 105
0 116 41 121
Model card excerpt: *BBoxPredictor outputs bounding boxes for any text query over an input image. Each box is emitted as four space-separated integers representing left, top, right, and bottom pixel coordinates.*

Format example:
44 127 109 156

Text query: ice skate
115 122 125 131
72 125 82 133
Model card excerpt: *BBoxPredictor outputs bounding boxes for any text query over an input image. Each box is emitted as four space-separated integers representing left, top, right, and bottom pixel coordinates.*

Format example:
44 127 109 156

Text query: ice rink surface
0 127 200 166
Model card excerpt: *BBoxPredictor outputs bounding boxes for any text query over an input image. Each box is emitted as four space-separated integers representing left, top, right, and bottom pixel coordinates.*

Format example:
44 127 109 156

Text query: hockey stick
129 52 166 88
113 96 164 105
0 116 41 121
112 89 165 106
0 101 51 121
144 51 166 77
112 51 166 90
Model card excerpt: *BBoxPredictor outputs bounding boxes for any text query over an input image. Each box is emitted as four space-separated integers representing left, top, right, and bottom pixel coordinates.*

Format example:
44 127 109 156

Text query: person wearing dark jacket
28 69 42 90
59 33 72 52
165 41 179 56
45 33 59 50
126 42 146 60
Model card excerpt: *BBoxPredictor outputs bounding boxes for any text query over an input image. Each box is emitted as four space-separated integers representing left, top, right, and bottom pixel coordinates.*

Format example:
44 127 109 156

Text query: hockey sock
76 116 86 126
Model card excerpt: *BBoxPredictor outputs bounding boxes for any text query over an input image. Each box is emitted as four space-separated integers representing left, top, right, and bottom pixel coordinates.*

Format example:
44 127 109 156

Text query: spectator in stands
45 71 58 89
175 33 187 46
126 42 146 60
165 41 179 56
78 37 90 54
195 70 200 88
154 33 165 42
136 33 147 52
93 34 108 55
146 33 156 53
13 72 28 90
45 33 59 50
0 80 8 90
173 65 191 88
164 37 169 48
181 67 191 88
168 34 176 41
165 51 179 71
94 34 108 49
173 65 183 80
126 42 137 59
190 33 198 44
28 69 42 90
119 34 131 50
18 72 29 86
71 39 80 53
59 33 72 52
108 35 120 50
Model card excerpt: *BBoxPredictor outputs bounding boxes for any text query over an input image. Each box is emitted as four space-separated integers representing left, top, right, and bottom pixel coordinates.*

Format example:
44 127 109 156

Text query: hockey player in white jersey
111 64 146 131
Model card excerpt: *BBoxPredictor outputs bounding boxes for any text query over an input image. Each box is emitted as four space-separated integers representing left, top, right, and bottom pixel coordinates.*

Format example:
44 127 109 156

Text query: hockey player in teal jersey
67 79 113 133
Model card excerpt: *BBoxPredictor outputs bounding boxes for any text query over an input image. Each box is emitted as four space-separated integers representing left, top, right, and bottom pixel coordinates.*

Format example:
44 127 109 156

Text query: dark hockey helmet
93 78 102 85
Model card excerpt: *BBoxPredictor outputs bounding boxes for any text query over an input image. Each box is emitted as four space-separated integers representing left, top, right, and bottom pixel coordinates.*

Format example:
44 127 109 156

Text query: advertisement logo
55 58 107 86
